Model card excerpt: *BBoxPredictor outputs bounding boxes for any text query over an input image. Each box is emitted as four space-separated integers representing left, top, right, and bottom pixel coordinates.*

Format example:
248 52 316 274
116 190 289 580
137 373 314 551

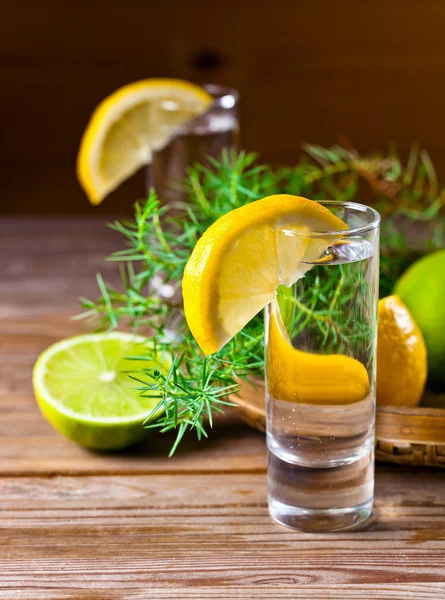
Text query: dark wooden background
3 0 445 215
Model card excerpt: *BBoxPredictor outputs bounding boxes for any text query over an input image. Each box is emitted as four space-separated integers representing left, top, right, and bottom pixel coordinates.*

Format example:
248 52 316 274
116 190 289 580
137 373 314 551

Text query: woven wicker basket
234 379 445 468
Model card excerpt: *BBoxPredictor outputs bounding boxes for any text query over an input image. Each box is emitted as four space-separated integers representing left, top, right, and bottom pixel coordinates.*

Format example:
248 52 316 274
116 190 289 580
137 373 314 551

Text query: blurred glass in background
147 84 239 203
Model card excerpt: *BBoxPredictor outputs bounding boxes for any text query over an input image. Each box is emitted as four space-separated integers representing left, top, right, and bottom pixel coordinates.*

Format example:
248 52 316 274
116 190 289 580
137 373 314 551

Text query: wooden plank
2 586 444 600
0 468 444 597
0 438 267 476
0 217 121 317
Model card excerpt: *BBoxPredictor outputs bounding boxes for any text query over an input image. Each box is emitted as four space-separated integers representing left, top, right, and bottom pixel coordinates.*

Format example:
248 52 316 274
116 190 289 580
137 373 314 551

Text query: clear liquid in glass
267 237 378 531
148 95 239 203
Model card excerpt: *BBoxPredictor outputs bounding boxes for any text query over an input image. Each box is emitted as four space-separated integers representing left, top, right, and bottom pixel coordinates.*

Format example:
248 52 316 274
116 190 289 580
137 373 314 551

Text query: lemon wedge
182 195 347 354
77 79 212 204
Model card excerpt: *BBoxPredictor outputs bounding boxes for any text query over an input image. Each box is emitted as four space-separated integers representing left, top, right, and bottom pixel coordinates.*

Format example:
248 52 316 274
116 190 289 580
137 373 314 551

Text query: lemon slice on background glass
182 194 347 355
77 79 212 205
32 333 171 450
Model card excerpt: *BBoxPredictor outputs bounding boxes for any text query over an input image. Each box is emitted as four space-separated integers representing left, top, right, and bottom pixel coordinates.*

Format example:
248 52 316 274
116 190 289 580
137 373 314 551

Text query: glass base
268 497 373 532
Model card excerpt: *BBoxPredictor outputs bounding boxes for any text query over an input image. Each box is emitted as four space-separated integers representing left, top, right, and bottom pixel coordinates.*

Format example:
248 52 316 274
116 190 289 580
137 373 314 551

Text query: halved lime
32 332 171 450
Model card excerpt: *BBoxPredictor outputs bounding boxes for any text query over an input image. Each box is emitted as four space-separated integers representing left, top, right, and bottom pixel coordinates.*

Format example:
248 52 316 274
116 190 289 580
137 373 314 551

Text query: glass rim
281 200 381 238
174 83 238 134
203 83 239 109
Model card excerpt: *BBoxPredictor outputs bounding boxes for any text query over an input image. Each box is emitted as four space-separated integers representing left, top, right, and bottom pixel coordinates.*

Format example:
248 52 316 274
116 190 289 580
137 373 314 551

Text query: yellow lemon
377 295 427 407
77 79 211 204
182 195 347 355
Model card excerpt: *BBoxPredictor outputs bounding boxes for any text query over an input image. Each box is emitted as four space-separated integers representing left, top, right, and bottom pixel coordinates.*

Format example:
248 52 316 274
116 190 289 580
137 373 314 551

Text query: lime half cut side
32 332 171 450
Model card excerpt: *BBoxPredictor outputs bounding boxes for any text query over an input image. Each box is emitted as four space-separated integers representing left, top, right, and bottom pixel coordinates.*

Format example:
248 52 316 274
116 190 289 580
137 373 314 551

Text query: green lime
32 332 171 450
394 249 445 388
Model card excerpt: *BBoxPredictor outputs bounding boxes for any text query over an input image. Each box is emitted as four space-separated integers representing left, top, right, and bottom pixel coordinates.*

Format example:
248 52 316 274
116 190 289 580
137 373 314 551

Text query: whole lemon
377 295 427 406
394 250 445 388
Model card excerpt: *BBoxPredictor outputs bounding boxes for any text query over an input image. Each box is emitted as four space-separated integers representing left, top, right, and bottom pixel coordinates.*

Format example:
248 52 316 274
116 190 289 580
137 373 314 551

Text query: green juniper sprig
302 143 445 295
127 353 240 456
78 145 444 454
77 151 272 453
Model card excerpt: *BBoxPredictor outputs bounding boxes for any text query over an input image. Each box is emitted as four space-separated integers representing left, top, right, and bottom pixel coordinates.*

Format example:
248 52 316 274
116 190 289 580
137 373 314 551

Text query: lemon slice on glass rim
77 79 212 205
182 194 348 355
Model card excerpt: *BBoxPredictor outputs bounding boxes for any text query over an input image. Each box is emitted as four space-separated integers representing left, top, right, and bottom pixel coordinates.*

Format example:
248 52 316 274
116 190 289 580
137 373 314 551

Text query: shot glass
147 84 239 203
266 201 380 532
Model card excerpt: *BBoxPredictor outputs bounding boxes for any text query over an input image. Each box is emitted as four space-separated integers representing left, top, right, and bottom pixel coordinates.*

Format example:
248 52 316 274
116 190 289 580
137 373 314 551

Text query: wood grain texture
1 589 444 600
1 218 445 598
3 1 445 214
0 469 445 597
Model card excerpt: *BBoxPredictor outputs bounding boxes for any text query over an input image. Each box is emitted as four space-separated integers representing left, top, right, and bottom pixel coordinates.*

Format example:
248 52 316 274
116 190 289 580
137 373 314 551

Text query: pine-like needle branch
77 145 444 454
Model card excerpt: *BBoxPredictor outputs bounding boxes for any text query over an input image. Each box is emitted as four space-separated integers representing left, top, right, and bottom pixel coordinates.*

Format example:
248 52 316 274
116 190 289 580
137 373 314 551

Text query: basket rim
377 404 445 417
239 376 445 418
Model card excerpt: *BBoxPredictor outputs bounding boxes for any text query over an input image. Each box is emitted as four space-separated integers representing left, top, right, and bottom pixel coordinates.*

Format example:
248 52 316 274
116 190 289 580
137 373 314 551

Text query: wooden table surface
1 218 445 599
